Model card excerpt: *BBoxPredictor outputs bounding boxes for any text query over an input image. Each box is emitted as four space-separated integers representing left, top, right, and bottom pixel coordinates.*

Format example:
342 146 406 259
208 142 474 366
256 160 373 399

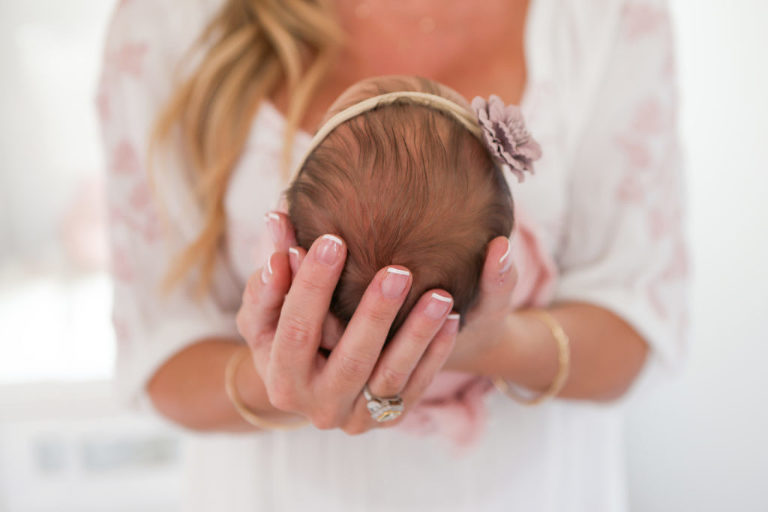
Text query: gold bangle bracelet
224 347 309 431
492 309 571 405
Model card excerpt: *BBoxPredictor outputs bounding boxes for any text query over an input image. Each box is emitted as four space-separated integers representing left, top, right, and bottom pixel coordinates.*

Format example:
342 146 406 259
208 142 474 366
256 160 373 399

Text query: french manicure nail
316 234 343 265
288 247 300 270
381 267 410 298
499 237 513 274
445 313 461 332
425 292 453 319
264 212 282 246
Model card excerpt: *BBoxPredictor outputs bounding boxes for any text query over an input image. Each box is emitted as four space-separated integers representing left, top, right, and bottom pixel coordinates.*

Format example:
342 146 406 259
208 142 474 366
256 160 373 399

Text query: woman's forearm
146 301 647 432
461 302 649 402
146 339 300 432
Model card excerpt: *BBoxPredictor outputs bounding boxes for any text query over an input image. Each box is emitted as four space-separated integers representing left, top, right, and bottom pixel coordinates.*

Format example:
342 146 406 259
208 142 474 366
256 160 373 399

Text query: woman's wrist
499 310 560 393
234 349 308 425
454 303 650 402
452 309 559 394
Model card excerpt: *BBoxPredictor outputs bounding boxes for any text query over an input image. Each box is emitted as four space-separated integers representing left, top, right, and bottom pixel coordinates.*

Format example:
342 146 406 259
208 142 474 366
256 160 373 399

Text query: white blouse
98 0 689 510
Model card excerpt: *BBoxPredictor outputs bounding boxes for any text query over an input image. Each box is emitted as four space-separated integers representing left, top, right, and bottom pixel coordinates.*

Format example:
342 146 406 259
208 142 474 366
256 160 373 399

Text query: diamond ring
363 385 404 422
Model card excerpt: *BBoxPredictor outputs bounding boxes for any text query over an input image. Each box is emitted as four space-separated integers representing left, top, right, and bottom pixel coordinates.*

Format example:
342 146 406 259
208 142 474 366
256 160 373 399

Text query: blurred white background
0 0 766 511
0 2 183 511
626 1 768 510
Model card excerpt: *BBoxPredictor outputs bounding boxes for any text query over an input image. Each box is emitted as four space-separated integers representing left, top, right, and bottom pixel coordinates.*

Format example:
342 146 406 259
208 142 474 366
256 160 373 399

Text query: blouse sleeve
97 2 240 416
554 0 690 396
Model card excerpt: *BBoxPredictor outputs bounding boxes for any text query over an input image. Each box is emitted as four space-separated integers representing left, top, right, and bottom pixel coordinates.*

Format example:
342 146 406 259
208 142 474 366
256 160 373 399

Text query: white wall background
0 0 116 384
0 0 766 511
625 1 768 510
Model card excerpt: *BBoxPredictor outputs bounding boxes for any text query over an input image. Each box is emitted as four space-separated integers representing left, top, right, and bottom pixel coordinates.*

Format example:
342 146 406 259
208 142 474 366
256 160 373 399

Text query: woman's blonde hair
151 0 345 294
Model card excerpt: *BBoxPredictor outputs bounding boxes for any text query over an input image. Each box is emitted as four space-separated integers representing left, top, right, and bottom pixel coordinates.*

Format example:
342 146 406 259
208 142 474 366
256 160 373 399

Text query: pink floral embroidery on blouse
114 42 149 78
111 140 142 175
622 2 669 40
110 243 136 283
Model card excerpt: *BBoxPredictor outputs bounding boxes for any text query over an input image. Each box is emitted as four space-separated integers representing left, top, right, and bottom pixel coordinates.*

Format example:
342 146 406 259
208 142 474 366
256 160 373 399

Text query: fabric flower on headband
471 94 542 182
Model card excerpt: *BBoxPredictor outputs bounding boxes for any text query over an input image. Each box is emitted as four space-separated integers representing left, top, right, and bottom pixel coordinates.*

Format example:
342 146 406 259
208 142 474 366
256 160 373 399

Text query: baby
283 75 541 342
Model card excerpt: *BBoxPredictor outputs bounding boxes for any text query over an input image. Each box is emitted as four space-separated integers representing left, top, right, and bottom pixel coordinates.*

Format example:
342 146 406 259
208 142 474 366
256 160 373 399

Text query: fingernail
316 234 343 265
424 292 453 319
445 313 461 333
264 212 282 246
499 237 513 274
381 267 410 298
288 247 300 270
261 253 274 284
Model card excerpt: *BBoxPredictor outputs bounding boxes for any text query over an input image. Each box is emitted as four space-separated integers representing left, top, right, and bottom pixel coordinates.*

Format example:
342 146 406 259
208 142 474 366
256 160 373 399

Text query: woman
98 0 688 510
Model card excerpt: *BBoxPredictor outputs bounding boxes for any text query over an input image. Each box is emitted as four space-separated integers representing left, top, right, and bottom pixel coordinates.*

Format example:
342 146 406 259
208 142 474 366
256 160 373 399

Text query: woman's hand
235 214 459 435
443 236 519 373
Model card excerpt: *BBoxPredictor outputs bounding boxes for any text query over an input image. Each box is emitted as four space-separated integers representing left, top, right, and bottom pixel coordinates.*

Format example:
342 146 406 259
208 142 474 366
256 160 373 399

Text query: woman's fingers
236 252 292 374
470 236 518 316
264 211 298 252
320 266 412 397
366 289 454 398
287 245 305 277
284 244 344 357
262 209 305 276
237 252 292 342
399 312 459 402
270 234 347 380
344 312 459 434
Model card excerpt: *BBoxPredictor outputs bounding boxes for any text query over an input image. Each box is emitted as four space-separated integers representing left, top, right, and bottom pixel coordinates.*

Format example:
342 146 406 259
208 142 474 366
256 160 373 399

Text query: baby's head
285 75 527 341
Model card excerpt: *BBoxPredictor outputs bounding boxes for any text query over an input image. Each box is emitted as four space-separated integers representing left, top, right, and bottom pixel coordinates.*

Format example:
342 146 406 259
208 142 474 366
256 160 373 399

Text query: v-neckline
259 0 542 140
259 99 315 142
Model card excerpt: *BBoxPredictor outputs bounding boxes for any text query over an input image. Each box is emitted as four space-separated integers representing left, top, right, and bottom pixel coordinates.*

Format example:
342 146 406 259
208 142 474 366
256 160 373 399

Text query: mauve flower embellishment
471 94 542 182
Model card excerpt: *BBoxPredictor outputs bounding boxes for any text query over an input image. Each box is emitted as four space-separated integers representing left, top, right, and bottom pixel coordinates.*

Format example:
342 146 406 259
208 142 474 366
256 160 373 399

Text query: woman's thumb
472 236 518 316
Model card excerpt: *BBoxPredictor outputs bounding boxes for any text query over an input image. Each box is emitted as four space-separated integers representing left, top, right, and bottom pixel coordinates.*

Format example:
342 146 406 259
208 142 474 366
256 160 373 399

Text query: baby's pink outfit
397 204 558 448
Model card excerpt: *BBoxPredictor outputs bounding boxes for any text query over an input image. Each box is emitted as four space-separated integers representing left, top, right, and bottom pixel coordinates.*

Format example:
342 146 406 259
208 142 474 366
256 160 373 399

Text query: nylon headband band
289 91 483 182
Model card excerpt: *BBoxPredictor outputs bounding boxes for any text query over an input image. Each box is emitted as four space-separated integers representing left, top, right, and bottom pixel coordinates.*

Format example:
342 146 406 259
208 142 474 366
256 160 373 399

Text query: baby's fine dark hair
285 75 514 341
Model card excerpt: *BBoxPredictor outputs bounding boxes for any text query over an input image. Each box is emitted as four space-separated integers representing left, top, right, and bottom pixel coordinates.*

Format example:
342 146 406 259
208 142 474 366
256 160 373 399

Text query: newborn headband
291 91 542 183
